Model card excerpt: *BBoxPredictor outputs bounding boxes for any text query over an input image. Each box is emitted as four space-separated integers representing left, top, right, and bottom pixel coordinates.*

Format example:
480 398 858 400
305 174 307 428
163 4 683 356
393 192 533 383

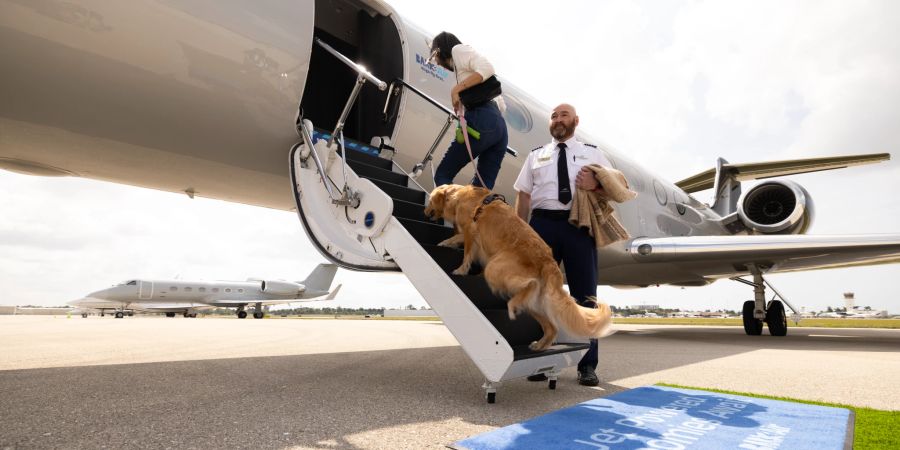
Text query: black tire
742 300 763 336
81 313 88 318
548 380 557 390
237 311 247 319
253 312 264 319
766 300 788 337
115 312 124 319
486 392 496 404
165 312 176 318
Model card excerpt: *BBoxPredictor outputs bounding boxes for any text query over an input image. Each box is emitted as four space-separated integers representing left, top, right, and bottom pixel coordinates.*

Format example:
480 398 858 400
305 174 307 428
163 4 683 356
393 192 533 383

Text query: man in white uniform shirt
514 103 610 386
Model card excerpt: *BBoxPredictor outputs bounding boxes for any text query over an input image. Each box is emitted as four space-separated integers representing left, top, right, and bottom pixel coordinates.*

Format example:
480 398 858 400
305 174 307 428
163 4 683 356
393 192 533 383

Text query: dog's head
425 184 463 221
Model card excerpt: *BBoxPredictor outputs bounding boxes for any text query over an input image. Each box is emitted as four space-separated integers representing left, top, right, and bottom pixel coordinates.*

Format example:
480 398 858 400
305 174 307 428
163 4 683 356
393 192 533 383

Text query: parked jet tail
299 263 338 293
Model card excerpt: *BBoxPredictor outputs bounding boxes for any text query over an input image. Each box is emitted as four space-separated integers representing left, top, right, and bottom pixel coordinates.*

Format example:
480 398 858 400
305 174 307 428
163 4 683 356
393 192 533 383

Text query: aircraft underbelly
0 0 314 210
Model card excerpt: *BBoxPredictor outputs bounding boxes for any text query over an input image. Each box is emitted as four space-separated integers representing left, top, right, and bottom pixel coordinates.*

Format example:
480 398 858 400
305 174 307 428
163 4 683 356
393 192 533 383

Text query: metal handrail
296 121 343 202
315 38 387 90
384 78 519 159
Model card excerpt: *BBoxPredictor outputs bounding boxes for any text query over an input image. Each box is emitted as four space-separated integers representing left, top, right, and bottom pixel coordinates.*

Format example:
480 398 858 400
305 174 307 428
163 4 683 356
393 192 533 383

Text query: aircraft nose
88 289 110 299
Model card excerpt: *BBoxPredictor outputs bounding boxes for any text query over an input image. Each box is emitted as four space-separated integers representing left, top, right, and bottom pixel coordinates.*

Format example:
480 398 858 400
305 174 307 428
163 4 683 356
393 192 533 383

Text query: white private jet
2 0 898 401
68 264 340 319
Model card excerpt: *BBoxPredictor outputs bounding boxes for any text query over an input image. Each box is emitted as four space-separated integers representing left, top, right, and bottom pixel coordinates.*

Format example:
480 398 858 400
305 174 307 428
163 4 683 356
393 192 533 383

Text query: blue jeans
434 101 508 189
530 215 599 370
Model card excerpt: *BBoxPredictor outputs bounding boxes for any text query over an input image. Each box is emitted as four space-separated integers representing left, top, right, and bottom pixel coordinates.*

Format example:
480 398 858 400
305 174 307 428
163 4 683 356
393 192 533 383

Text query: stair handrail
384 78 519 158
383 78 518 182
312 37 388 207
315 38 387 91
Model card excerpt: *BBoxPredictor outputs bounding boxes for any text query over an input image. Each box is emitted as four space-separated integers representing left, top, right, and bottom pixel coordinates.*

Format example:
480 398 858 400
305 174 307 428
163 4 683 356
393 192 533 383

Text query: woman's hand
451 84 462 112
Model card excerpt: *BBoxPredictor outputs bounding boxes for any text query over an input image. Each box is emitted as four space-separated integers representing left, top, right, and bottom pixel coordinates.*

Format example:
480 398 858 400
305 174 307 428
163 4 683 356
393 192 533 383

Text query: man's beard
550 122 573 140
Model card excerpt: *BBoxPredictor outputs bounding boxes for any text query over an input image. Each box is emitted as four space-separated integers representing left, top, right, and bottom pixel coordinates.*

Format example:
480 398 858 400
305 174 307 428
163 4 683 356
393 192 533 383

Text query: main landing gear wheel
742 300 763 336
115 311 124 319
166 312 176 318
237 311 248 319
766 300 788 336
548 379 557 390
486 392 496 404
81 313 88 318
253 312 264 319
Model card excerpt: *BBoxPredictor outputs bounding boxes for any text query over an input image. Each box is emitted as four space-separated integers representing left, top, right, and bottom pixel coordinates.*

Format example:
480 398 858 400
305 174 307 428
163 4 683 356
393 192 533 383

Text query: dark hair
431 31 462 70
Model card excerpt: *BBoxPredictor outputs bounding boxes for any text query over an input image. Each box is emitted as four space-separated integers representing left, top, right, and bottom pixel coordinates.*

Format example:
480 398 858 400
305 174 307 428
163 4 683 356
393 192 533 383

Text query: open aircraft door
139 281 153 300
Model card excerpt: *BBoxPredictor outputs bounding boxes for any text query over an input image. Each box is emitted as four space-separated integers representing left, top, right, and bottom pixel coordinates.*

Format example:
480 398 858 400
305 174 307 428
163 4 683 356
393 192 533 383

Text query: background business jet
69 264 339 319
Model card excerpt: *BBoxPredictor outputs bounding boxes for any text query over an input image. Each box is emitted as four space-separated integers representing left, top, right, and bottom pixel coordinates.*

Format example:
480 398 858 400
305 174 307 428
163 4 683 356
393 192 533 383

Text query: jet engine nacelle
737 180 814 235
259 280 303 296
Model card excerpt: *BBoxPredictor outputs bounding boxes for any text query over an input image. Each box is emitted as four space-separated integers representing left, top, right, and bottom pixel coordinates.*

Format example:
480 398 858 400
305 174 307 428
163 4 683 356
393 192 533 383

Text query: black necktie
557 143 571 204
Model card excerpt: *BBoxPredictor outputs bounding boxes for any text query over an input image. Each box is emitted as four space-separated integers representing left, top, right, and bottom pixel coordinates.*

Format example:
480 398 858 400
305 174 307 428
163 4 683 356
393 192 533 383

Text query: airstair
290 39 589 403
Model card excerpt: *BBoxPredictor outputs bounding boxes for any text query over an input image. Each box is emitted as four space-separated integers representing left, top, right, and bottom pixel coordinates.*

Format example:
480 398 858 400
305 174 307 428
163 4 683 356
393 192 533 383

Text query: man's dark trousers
529 211 598 370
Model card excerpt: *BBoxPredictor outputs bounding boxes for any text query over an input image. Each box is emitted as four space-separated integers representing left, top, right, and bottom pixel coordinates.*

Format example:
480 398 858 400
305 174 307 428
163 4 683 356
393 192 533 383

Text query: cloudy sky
1 0 898 312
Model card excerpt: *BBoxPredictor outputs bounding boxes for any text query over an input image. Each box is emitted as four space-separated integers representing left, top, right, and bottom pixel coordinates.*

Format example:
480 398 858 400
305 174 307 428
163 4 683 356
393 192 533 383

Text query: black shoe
527 373 548 382
577 368 599 386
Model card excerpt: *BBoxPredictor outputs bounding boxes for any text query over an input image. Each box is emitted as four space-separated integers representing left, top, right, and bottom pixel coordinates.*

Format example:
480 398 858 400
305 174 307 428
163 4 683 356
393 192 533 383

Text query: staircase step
393 199 441 224
480 309 544 347
371 179 426 205
512 343 591 361
348 159 408 187
338 147 392 171
397 218 454 246
450 275 506 310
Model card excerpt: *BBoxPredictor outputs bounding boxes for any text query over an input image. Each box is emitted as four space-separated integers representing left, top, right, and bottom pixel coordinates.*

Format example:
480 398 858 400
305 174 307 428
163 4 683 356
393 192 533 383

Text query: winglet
324 284 342 300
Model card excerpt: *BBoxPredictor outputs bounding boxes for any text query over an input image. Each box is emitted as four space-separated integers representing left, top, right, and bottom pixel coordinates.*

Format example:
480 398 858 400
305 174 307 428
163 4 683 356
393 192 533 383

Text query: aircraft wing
207 300 309 307
626 234 900 282
675 153 890 193
130 303 216 312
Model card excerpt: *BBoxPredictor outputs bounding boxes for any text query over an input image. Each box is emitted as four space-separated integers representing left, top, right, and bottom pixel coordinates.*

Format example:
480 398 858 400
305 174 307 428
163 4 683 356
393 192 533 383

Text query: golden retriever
425 184 612 351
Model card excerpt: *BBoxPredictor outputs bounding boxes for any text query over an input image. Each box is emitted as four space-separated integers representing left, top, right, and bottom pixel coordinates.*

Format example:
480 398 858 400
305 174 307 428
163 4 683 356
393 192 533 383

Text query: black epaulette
584 143 598 149
531 145 544 152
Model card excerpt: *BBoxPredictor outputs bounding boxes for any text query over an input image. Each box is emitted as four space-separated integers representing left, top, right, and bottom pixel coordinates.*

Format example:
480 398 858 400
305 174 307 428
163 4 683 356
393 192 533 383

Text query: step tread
512 343 591 361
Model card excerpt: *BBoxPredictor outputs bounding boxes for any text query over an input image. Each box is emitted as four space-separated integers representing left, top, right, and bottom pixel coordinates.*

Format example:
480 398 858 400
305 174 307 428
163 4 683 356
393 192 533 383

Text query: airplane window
171 287 178 291
653 179 667 206
225 288 232 293
500 94 533 133
212 288 220 293
184 287 192 292
238 289 244 293
199 287 206 293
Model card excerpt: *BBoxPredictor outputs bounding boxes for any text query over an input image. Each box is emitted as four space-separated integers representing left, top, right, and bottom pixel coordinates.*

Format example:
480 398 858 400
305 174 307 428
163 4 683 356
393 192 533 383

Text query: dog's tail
541 263 613 338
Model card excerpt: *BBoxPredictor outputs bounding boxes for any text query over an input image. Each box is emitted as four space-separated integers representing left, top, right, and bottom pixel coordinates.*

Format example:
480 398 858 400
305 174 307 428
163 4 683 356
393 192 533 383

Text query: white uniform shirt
514 136 612 211
451 44 505 112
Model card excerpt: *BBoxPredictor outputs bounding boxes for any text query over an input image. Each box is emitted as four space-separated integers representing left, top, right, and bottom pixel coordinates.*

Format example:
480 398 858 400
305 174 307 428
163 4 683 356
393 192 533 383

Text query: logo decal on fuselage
415 53 448 81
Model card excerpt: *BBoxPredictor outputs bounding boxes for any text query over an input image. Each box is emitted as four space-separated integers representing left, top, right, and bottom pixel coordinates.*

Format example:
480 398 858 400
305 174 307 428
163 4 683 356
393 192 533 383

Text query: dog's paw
452 266 469 276
529 341 549 352
508 310 517 320
437 237 462 248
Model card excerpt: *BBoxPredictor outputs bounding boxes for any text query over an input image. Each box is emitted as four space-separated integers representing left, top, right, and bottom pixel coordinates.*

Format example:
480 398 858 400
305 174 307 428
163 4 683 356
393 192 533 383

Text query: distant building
628 305 660 310
0 307 72 315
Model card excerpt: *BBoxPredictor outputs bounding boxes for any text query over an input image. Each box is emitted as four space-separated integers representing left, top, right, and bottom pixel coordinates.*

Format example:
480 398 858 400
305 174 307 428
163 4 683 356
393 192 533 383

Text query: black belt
531 208 570 220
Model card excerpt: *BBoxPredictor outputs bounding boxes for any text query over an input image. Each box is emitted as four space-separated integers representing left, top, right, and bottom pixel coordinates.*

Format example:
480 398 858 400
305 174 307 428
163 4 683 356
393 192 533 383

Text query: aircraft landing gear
742 301 763 335
733 267 797 337
253 312 264 319
766 301 787 336
237 310 248 319
81 313 88 318
253 302 264 319
115 311 124 319
166 312 176 318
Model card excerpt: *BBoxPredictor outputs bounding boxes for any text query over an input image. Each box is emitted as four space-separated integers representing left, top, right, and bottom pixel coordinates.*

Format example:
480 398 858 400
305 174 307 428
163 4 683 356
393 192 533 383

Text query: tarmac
1 316 898 449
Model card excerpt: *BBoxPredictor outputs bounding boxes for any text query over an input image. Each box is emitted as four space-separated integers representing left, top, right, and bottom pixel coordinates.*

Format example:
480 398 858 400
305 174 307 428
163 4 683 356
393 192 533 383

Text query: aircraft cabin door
139 281 153 300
